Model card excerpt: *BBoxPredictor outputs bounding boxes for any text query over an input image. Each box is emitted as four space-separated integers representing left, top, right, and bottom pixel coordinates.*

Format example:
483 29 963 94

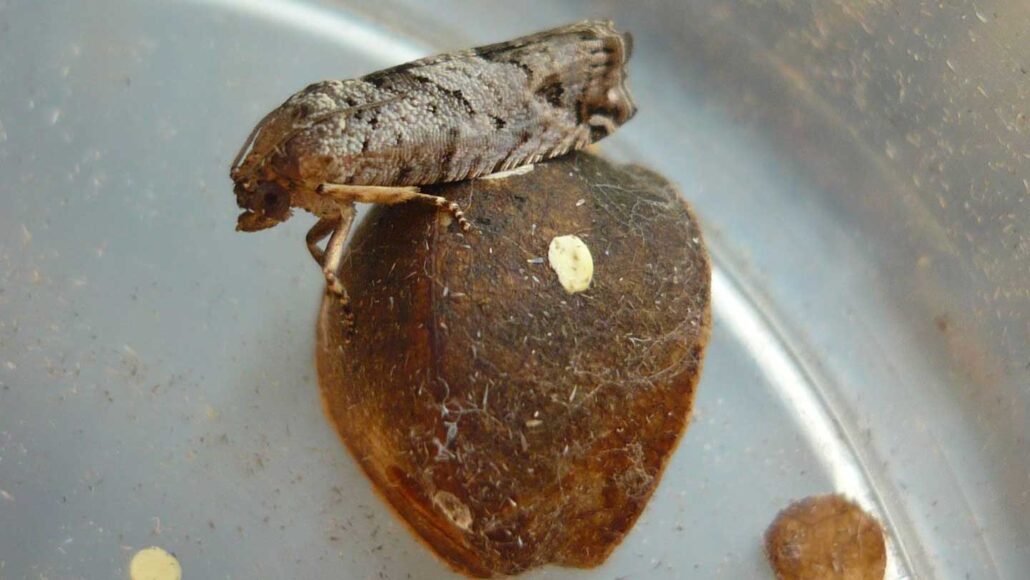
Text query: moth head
231 96 339 232
231 88 357 232
234 179 294 232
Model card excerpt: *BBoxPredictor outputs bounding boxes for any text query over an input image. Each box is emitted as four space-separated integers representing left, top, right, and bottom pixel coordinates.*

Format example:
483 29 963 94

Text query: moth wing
360 49 476 86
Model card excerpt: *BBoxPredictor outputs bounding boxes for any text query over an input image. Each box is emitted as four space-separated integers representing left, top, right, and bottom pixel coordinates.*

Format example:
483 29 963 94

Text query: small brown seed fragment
764 494 887 580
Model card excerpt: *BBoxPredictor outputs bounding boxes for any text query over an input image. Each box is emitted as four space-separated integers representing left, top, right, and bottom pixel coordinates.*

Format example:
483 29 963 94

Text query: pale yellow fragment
481 164 535 180
548 235 593 294
433 490 473 531
130 547 182 580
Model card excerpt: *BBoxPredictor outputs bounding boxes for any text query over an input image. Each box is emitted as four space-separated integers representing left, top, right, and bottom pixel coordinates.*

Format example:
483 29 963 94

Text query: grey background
0 0 1026 578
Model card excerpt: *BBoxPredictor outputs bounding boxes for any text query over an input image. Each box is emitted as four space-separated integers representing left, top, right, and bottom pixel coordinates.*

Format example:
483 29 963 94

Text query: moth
230 20 636 302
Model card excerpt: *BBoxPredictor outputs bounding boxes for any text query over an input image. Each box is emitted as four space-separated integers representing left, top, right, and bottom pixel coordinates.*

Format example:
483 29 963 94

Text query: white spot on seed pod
548 235 593 293
432 491 472 531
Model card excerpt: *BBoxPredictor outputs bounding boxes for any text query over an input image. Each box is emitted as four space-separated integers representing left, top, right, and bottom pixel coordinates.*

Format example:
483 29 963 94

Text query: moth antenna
231 107 279 177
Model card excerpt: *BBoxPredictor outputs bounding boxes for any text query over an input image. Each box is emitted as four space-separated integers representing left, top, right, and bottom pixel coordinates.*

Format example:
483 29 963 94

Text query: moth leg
406 192 472 232
317 183 471 232
321 204 357 299
305 217 336 266
317 183 420 204
308 206 357 337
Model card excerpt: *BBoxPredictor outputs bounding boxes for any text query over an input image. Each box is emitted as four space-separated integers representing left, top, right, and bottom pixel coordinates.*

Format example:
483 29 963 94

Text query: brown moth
230 20 635 301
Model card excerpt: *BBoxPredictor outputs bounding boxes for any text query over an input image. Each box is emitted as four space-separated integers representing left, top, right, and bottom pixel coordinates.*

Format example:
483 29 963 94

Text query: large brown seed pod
316 152 711 577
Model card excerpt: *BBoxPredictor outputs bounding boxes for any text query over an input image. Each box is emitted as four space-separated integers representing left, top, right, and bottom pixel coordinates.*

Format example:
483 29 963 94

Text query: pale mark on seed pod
548 235 593 293
481 164 535 180
433 491 473 531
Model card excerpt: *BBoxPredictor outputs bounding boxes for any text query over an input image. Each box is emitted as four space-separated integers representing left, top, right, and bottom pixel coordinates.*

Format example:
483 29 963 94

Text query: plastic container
1 0 1025 577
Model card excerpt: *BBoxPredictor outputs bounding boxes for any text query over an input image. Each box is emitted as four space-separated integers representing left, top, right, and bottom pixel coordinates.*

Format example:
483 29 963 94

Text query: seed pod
316 152 711 577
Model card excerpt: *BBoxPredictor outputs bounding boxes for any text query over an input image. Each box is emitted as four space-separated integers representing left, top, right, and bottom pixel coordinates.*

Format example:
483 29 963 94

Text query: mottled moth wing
276 20 635 188
231 21 636 237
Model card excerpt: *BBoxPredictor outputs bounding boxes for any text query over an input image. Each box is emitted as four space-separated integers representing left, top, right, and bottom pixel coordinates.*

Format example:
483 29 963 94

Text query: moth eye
255 181 291 218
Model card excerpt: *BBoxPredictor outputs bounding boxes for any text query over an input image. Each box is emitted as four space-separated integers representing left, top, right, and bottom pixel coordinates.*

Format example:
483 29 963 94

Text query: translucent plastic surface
1 1 1025 578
